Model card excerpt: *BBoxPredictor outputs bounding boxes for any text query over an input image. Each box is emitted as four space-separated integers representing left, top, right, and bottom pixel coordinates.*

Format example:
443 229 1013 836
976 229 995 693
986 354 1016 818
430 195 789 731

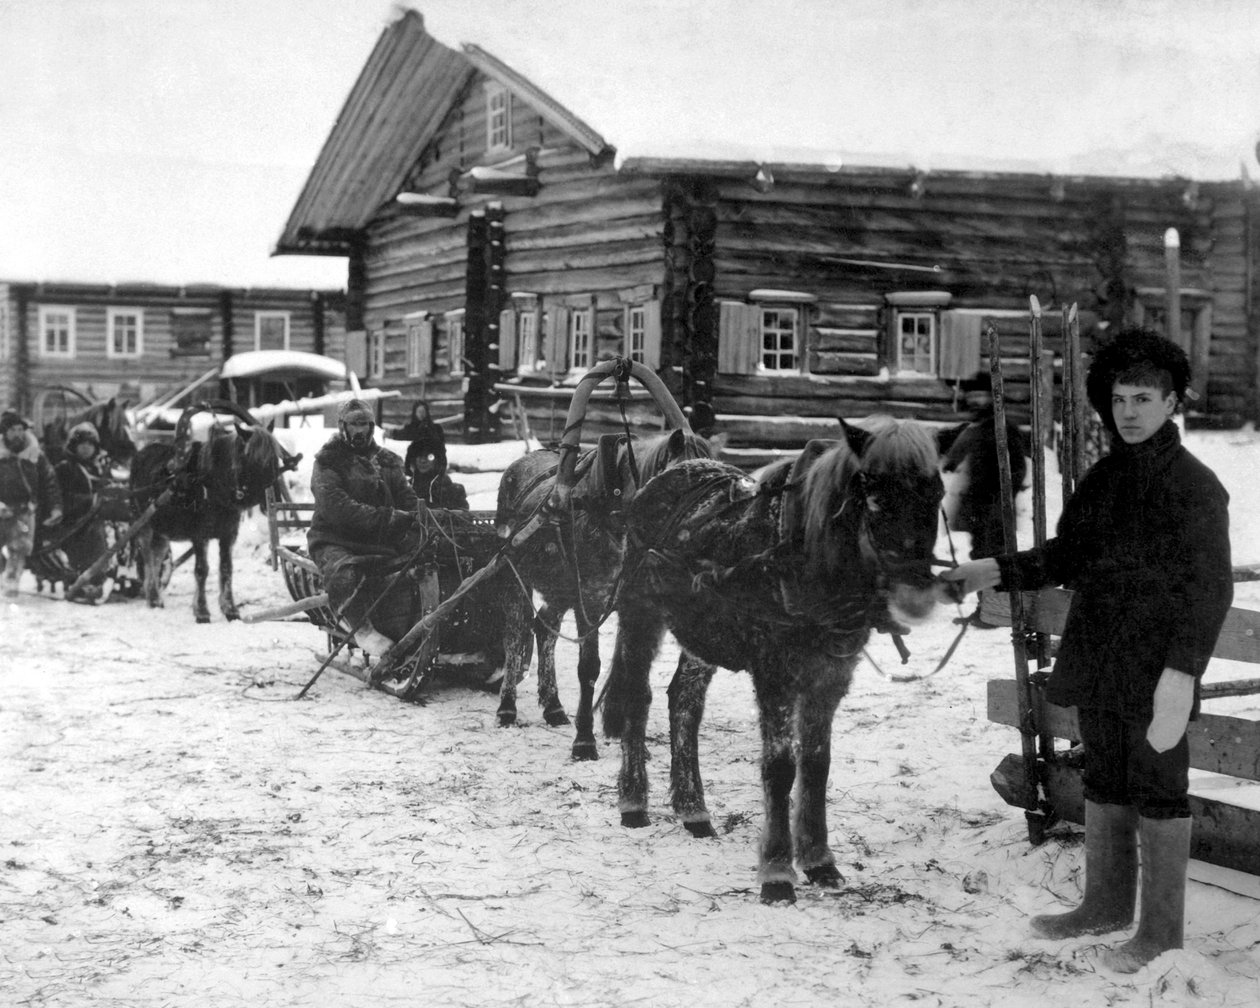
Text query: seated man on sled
307 399 425 659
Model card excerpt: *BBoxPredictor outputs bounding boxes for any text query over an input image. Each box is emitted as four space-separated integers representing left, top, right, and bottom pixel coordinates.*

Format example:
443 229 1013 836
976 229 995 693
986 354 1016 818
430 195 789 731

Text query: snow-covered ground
1 427 1258 1008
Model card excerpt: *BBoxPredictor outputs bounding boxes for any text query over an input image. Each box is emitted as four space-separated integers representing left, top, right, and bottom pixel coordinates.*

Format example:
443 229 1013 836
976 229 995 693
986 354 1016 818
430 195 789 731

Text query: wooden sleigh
254 357 696 702
982 298 1260 883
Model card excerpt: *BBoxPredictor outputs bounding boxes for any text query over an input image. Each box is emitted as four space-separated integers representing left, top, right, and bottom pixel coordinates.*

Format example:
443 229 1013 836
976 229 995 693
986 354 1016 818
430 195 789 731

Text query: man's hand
43 508 63 528
0 502 11 520
1147 667 1195 753
937 557 1001 599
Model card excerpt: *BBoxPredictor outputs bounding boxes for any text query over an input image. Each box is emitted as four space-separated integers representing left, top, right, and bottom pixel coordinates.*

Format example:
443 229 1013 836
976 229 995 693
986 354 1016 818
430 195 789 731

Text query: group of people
0 409 114 602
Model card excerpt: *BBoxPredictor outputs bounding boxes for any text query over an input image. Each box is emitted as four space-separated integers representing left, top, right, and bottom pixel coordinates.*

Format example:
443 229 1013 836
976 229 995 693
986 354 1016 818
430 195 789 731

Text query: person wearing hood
53 421 110 602
385 400 446 464
939 372 1030 626
404 435 468 510
0 410 63 598
942 329 1233 973
307 399 423 658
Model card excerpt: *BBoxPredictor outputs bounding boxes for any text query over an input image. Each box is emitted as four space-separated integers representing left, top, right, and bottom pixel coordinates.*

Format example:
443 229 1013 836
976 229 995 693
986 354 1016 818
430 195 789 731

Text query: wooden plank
981 588 1260 665
986 679 1260 781
1025 756 1260 875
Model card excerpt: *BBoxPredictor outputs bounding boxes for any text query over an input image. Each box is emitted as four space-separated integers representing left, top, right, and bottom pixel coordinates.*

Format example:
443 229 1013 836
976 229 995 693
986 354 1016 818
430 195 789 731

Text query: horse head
843 416 946 623
236 423 301 510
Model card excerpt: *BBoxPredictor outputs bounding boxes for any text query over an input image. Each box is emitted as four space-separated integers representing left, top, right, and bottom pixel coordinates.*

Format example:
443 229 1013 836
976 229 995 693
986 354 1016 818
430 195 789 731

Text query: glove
44 508 63 528
0 502 11 519
937 558 1001 598
1146 667 1194 753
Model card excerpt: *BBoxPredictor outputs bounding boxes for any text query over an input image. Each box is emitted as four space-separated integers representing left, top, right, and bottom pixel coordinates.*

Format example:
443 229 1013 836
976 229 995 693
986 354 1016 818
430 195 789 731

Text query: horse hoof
759 882 797 905
570 742 598 762
621 810 650 829
196 614 211 624
543 707 570 727
497 711 517 727
224 612 240 622
805 864 843 888
684 820 717 839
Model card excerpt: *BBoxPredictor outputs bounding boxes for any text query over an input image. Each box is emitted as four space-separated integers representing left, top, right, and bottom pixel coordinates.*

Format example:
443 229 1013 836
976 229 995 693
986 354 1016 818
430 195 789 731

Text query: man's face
344 419 374 450
412 452 438 475
1112 382 1175 445
74 440 98 461
3 425 27 452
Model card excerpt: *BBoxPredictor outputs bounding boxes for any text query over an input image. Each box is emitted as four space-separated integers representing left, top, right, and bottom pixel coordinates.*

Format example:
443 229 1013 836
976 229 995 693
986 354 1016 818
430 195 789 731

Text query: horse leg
534 603 569 728
794 656 856 889
496 590 534 727
191 540 211 623
667 654 718 838
139 528 167 609
751 666 800 904
218 530 240 621
610 600 666 829
569 611 602 761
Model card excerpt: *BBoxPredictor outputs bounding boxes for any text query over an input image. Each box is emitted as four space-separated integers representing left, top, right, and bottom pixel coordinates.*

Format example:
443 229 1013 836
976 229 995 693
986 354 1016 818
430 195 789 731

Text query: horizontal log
713 394 972 422
987 679 1260 782
991 751 1260 876
815 328 879 353
714 413 848 446
808 350 880 376
816 305 880 329
242 593 329 623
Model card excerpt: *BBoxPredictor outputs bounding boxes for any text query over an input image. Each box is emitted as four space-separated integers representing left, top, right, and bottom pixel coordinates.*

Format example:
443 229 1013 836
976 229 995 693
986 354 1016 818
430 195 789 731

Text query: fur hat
1086 327 1190 434
337 399 375 426
0 410 30 436
68 421 100 448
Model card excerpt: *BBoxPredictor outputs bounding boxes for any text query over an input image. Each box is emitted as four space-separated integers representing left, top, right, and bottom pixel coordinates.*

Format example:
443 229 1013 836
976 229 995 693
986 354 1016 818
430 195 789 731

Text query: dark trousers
311 544 417 642
1078 706 1191 819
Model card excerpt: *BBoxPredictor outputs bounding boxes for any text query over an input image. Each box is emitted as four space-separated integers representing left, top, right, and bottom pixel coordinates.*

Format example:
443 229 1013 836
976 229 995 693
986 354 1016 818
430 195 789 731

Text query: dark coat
0 431 62 516
997 421 1232 722
307 435 419 556
941 408 1028 558
412 471 469 510
54 456 103 522
392 418 446 465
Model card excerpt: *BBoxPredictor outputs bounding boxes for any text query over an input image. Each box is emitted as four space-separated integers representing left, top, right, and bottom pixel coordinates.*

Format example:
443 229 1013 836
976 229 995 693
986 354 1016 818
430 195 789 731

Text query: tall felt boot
2 550 27 597
1030 800 1138 939
1101 815 1191 973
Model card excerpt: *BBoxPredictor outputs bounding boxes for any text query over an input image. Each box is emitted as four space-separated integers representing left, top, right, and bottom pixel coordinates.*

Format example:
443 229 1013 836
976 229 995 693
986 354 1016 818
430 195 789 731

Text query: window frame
106 307 144 359
254 311 291 352
626 304 647 365
404 312 432 378
485 83 512 153
568 306 593 372
894 310 938 376
39 305 76 358
445 309 466 377
757 304 801 374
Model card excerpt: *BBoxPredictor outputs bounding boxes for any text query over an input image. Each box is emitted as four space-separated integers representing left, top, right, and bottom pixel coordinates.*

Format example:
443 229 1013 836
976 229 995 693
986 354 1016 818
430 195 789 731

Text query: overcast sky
2 0 1257 290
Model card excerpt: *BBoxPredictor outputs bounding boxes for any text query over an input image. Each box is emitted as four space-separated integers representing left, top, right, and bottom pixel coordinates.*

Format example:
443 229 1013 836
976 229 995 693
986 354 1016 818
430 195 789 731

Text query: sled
264 357 693 702
984 298 1260 878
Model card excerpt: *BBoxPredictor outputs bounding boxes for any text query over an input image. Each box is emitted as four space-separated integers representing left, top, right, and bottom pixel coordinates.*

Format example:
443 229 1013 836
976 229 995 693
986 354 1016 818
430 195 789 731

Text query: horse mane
856 415 939 478
799 444 864 579
636 429 713 480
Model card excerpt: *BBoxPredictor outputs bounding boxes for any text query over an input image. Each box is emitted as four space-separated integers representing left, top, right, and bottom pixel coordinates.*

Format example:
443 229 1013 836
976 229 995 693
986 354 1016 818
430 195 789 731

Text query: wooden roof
274 12 473 257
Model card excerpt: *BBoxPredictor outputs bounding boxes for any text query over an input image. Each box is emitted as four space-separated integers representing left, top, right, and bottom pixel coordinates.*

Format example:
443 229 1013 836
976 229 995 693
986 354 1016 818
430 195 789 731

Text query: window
39 306 75 358
569 307 592 370
626 306 647 364
255 311 290 351
445 310 466 376
170 309 212 357
405 314 432 378
516 307 538 371
896 312 936 375
717 292 813 375
486 84 512 151
367 330 386 379
107 308 143 358
759 306 799 372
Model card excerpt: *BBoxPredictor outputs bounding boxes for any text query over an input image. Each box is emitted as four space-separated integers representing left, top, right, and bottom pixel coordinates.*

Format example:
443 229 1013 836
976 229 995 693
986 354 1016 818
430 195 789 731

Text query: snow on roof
219 350 349 382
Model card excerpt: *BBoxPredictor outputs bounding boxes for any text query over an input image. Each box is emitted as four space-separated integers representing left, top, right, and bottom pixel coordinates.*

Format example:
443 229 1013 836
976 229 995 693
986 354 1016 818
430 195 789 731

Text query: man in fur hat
53 421 110 602
0 410 63 598
307 399 423 658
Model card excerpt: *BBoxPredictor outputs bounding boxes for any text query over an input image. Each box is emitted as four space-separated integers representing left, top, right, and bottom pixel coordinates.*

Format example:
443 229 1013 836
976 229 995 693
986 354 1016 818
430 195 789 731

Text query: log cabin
0 281 346 427
275 10 1260 459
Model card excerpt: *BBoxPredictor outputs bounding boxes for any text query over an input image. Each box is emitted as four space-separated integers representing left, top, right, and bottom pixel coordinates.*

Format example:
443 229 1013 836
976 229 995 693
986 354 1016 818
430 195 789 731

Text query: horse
601 417 948 904
130 411 300 622
41 397 136 470
493 427 713 759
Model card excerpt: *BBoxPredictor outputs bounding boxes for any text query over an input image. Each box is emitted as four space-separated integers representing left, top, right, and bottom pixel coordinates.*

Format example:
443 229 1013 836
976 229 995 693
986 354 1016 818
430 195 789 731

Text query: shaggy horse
41 398 135 469
494 427 712 758
130 417 299 622
602 418 947 903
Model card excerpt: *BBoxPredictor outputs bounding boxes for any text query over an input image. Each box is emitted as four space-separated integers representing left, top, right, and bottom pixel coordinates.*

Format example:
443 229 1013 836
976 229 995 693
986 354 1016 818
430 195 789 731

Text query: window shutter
544 306 569 378
498 307 517 371
416 318 434 377
717 301 757 374
937 311 982 379
344 330 367 378
642 299 662 370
